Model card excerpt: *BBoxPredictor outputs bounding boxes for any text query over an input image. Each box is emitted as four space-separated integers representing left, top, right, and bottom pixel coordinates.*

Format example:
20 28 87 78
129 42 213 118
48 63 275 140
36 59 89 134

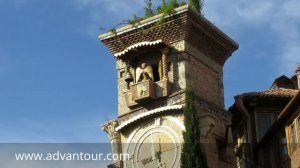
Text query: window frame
297 117 300 144
255 111 276 141
285 116 300 155
280 131 288 159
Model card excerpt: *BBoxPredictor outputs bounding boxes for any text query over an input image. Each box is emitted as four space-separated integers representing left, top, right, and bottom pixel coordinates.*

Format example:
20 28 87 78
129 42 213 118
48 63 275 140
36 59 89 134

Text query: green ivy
181 90 207 168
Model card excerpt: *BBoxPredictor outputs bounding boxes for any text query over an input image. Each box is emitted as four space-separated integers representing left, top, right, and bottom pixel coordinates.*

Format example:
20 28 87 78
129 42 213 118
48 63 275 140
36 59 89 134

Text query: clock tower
100 5 238 168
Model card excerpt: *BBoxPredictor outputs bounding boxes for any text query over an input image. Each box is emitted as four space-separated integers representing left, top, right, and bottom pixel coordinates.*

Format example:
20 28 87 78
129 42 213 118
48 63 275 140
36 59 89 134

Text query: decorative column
161 47 169 80
102 120 122 167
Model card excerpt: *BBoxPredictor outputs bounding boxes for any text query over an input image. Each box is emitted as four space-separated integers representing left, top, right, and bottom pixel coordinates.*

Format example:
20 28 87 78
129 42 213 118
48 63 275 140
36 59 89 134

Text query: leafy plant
144 0 154 18
181 90 207 168
155 0 187 25
100 0 203 51
189 0 204 13
126 14 142 27
156 0 185 14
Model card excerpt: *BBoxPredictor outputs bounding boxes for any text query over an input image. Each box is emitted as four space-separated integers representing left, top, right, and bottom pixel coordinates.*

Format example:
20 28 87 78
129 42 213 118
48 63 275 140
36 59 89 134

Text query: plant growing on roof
189 0 204 13
144 0 154 18
102 0 204 51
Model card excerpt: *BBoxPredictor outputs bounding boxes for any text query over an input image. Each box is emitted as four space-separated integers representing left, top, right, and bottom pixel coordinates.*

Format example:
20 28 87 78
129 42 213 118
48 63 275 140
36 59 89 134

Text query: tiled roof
242 88 297 98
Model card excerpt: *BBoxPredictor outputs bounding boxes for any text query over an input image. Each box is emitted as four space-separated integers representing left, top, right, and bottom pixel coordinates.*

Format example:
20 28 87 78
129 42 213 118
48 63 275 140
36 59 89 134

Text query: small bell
125 71 134 83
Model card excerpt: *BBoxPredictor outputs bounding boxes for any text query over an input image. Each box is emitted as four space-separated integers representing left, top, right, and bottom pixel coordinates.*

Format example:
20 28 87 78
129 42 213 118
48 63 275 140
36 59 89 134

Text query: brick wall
186 46 224 108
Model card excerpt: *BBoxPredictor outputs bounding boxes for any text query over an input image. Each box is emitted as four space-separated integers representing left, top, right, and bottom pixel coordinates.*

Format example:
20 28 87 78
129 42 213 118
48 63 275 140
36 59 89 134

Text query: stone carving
137 83 147 96
116 60 126 69
136 63 153 82
155 118 161 126
171 41 185 51
102 120 122 165
102 120 119 140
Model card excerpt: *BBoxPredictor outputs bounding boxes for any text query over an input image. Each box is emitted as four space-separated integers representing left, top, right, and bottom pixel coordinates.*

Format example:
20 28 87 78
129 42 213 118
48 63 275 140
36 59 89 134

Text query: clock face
124 115 184 168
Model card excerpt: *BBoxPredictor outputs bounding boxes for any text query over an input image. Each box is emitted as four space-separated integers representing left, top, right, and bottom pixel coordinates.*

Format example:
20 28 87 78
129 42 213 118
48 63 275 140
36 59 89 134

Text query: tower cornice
99 5 238 65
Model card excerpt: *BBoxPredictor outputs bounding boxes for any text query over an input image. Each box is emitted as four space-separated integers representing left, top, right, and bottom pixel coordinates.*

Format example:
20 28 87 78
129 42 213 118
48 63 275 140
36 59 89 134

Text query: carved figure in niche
136 63 154 82
138 83 147 96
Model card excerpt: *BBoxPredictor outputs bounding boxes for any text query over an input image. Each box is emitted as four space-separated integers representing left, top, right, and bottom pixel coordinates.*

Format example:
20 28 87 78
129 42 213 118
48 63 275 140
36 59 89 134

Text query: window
291 125 297 149
287 124 297 154
257 113 272 140
298 117 300 142
152 64 161 82
280 134 288 158
216 139 227 161
286 116 300 155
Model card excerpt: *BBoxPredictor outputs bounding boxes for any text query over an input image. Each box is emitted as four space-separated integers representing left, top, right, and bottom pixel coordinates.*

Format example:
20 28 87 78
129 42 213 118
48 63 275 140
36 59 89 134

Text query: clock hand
155 138 162 162
141 157 152 165
155 139 167 168
150 129 156 160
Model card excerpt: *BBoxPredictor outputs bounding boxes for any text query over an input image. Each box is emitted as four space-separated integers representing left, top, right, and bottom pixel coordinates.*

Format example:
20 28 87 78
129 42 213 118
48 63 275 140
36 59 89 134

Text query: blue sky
0 0 299 143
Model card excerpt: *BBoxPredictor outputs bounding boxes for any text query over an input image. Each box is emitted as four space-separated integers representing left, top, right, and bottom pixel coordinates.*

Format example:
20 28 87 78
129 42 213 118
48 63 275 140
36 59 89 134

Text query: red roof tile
242 88 297 98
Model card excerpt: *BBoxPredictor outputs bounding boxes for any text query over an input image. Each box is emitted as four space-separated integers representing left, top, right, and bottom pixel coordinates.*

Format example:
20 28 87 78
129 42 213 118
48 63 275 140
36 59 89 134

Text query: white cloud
235 1 274 24
73 0 145 38
278 45 300 74
282 0 300 18
205 0 300 75
74 0 149 21
74 0 300 74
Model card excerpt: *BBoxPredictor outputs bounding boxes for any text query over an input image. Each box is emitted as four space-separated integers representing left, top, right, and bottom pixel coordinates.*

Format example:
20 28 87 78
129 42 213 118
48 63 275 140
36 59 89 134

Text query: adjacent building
229 67 300 168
